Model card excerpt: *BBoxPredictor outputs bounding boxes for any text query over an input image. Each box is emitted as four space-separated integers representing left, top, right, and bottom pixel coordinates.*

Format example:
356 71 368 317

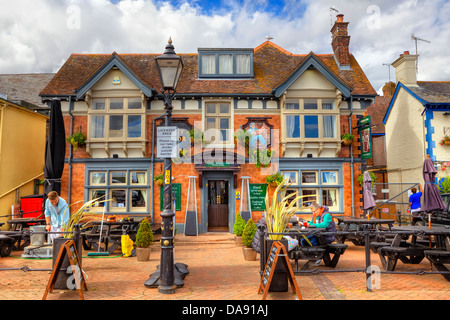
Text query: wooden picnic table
5 218 46 250
375 225 450 280
335 217 395 245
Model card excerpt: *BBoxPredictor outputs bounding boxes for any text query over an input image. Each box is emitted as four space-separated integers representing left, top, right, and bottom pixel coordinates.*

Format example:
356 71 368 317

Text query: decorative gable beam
273 53 352 98
75 53 156 99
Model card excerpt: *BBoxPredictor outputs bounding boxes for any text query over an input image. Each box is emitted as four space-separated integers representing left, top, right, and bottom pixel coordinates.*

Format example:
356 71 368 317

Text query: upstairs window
198 49 254 78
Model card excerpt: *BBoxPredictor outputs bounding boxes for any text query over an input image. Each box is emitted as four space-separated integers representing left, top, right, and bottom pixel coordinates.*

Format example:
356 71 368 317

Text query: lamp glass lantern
155 38 184 91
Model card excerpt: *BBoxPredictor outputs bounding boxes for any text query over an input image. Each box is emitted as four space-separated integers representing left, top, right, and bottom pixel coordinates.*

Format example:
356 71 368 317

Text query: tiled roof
366 96 391 134
40 41 376 97
407 81 450 104
0 73 55 106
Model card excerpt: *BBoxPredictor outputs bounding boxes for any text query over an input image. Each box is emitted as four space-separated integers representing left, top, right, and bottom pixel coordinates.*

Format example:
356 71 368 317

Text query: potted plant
439 136 450 146
233 213 245 247
189 127 204 145
438 177 450 194
66 130 86 151
265 172 284 187
341 133 354 146
153 174 164 186
135 218 154 261
241 219 257 261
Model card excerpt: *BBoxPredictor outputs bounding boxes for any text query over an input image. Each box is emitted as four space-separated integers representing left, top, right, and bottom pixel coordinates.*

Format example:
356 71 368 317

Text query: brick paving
0 233 449 301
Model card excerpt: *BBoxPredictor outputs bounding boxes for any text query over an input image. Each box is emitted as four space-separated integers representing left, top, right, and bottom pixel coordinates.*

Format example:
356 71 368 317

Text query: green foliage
135 218 154 248
438 177 450 194
66 130 86 151
265 172 284 186
233 213 245 236
241 219 257 247
341 133 354 141
358 172 377 187
153 174 164 185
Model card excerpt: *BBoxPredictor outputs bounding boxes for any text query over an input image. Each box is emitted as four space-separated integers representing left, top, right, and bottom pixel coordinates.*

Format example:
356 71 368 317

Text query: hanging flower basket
66 130 86 151
341 133 354 146
440 136 450 146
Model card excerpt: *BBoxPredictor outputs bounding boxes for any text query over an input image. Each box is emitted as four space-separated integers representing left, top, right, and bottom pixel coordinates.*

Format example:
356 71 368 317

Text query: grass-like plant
437 177 450 194
264 179 311 240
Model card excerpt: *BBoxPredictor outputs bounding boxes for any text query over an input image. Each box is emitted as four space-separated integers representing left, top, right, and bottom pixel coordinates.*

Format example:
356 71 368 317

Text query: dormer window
198 48 254 78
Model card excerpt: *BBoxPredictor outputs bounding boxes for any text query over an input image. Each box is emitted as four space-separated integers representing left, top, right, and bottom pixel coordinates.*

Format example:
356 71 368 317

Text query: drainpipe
150 112 168 223
68 96 74 205
349 96 355 217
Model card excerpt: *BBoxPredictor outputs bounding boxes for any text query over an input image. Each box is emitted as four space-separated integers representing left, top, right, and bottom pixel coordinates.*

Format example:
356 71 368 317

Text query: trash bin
30 225 47 246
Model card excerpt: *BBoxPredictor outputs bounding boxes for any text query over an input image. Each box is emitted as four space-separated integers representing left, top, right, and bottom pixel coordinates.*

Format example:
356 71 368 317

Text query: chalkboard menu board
249 184 267 211
258 241 302 300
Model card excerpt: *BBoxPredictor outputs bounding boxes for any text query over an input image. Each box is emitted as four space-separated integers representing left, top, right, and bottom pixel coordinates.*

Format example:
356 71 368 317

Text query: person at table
44 191 70 243
301 202 336 246
408 184 423 214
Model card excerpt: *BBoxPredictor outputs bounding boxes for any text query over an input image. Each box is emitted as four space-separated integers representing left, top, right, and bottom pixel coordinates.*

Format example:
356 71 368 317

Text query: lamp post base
144 262 190 291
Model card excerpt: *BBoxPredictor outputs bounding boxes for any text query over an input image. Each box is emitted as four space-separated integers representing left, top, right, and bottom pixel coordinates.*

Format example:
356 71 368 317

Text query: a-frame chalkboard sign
257 241 302 300
42 239 88 300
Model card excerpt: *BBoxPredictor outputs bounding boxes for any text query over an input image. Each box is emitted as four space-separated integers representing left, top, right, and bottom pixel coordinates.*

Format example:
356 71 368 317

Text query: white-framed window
87 169 149 213
89 97 144 141
198 49 254 78
284 98 339 140
204 102 232 144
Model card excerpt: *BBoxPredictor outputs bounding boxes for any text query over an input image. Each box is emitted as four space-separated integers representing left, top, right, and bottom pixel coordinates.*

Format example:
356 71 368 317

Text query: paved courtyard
0 233 449 304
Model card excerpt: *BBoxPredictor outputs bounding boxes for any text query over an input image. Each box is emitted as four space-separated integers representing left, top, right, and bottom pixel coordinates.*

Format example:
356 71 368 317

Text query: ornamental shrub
241 219 257 247
135 218 154 248
233 213 245 236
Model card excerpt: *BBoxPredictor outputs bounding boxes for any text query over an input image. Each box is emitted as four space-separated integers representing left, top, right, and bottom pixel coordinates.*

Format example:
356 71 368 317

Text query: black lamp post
154 37 184 294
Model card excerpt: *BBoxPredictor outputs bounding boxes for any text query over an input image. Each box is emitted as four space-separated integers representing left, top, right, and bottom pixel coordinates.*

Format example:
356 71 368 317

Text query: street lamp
155 37 184 294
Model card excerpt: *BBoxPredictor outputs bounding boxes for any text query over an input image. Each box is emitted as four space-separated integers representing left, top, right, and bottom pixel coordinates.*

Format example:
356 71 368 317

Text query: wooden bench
0 234 14 257
424 250 450 281
289 246 326 271
378 246 408 271
323 243 348 268
370 242 390 254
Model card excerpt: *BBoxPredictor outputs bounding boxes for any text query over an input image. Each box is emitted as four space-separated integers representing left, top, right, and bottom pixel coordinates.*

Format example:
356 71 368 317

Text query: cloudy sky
1 0 449 93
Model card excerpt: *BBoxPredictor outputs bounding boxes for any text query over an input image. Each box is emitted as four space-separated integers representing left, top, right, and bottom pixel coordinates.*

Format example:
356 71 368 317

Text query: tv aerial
411 33 431 73
329 7 340 31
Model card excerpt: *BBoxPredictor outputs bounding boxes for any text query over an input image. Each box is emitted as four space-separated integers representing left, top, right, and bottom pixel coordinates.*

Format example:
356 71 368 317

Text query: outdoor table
376 225 450 278
85 219 141 254
5 218 46 250
336 218 395 245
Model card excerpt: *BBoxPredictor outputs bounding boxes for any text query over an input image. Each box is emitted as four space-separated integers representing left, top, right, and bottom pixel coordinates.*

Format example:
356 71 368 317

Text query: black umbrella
44 100 66 195
422 157 446 213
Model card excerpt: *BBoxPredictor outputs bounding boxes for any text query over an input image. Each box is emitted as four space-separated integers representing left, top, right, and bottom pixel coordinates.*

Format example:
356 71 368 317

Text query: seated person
301 202 336 246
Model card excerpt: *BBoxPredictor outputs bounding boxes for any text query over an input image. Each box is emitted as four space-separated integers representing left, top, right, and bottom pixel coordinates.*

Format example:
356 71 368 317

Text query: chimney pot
337 14 344 22
404 51 410 55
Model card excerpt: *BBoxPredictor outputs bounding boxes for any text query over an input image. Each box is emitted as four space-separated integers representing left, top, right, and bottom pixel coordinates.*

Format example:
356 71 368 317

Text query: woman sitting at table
301 202 336 246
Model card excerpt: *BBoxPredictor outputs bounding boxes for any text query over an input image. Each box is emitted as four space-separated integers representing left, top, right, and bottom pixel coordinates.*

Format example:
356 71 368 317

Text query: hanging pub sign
249 184 267 211
360 115 372 160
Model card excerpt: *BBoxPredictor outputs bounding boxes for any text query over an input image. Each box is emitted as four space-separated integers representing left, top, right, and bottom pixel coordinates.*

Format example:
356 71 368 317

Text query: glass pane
286 115 300 138
128 115 142 138
206 118 216 130
109 115 123 138
304 99 318 109
220 130 229 142
111 190 126 209
131 171 146 184
302 172 317 184
323 115 336 138
286 102 299 109
301 189 317 207
111 171 127 184
202 55 216 74
219 104 229 114
206 104 216 114
219 118 229 129
285 189 298 207
131 189 146 208
219 54 233 74
110 98 124 110
322 171 337 184
92 99 105 110
236 54 250 74
282 171 297 184
322 99 335 110
304 115 319 138
128 98 142 109
90 172 106 185
90 190 106 207
322 189 338 208
91 115 105 138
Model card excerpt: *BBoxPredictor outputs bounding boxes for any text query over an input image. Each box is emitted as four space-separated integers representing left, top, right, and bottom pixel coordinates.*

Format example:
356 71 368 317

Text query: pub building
39 14 377 234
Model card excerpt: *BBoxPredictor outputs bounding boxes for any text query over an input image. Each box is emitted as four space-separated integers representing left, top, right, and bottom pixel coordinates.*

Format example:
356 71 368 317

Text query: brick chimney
391 51 418 87
331 14 351 69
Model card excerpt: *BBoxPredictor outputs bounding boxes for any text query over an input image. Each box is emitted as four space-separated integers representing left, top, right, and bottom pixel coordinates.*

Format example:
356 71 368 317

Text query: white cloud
0 0 449 94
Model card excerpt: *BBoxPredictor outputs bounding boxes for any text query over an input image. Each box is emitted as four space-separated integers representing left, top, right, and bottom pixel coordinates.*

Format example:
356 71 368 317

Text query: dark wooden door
208 180 229 230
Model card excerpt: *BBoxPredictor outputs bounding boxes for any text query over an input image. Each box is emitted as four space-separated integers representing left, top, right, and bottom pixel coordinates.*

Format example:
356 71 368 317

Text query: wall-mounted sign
360 115 372 160
249 184 267 211
157 126 178 158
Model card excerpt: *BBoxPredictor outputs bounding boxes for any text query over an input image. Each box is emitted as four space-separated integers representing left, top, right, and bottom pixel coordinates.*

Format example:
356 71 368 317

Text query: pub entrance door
207 180 229 231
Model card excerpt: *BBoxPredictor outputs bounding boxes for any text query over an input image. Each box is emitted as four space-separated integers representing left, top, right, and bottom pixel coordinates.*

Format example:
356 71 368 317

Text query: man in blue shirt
409 184 423 214
45 191 70 243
